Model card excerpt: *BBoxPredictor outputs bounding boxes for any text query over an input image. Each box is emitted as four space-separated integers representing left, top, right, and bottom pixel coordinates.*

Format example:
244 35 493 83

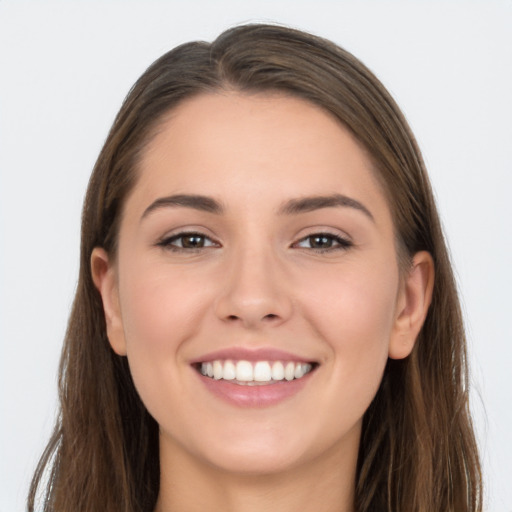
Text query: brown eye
158 232 218 251
295 233 352 252
181 234 207 248
308 235 335 249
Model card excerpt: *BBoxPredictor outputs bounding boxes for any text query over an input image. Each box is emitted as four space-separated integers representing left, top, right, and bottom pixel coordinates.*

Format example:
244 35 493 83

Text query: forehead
128 92 390 222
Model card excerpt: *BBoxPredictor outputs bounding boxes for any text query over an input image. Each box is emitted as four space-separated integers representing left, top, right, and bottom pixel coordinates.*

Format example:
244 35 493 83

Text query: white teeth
236 360 253 382
271 361 285 380
254 361 272 382
213 360 223 380
294 363 306 379
284 362 295 381
223 360 236 380
199 359 314 383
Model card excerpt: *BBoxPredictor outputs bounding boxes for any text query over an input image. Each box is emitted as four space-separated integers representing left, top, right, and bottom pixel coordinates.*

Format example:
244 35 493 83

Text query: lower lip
197 371 314 408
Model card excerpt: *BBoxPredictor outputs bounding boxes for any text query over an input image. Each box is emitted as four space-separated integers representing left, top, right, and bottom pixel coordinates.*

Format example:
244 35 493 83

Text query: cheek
299 257 399 408
303 255 399 341
119 255 215 348
116 262 214 414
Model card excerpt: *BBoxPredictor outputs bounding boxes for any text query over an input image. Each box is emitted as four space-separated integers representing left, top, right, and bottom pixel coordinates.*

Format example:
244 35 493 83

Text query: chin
162 419 313 477
202 442 307 476
179 417 344 478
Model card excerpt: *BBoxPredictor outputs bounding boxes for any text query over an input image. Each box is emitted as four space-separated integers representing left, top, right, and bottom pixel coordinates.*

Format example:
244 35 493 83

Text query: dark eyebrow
141 194 224 220
278 194 374 221
141 193 374 222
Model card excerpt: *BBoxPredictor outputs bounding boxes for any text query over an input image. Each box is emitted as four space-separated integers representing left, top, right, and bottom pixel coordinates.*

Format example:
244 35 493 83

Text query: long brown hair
28 24 482 512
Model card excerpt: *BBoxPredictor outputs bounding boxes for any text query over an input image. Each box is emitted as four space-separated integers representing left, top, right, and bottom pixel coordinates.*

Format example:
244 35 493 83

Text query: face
93 92 428 478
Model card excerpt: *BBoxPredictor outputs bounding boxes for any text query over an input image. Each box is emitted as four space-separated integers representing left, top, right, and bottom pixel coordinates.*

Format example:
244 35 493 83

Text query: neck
154 429 359 512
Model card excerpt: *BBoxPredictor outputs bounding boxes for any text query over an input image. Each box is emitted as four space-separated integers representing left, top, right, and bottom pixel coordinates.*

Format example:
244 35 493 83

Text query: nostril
263 314 278 320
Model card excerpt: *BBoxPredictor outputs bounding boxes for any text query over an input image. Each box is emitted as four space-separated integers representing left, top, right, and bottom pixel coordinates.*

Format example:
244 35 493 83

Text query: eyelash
156 232 219 252
293 233 353 252
156 231 353 253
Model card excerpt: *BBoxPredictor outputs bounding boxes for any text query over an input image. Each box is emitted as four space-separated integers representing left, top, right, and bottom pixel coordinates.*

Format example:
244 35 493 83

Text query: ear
91 247 127 356
388 251 435 360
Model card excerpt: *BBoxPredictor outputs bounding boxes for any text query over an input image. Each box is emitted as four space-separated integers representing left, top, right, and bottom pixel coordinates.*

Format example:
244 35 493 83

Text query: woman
28 24 482 512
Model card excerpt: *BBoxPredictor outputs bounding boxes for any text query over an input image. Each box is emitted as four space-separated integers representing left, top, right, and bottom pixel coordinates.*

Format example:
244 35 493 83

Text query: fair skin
92 92 433 512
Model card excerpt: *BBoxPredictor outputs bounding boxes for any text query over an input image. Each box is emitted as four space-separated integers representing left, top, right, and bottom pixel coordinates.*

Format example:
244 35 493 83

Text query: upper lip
190 347 317 364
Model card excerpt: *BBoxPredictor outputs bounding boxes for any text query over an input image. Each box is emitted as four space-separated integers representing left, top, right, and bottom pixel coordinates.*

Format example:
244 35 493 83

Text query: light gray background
1 1 511 511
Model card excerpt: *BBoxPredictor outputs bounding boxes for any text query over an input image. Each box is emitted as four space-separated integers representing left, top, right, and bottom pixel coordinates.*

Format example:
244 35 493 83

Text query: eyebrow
141 193 374 222
141 194 224 220
278 194 374 221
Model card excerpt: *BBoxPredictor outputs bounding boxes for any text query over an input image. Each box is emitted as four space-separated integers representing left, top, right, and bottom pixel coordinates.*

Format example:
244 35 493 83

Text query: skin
92 92 434 512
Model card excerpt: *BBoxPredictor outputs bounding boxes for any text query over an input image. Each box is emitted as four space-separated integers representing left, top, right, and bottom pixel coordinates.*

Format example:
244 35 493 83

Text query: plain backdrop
1 1 511 511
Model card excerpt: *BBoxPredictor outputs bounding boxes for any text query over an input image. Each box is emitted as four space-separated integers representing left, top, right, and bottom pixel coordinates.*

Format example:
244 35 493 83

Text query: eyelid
291 229 353 252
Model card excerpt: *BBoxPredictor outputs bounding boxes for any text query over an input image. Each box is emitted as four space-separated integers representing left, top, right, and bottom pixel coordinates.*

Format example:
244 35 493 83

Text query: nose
213 245 293 329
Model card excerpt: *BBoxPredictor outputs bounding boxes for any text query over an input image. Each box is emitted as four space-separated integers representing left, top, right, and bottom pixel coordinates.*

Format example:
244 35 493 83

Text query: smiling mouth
194 360 317 385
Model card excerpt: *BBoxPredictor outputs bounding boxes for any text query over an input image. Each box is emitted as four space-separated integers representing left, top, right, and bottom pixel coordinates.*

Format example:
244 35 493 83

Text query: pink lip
190 347 314 364
197 370 314 408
